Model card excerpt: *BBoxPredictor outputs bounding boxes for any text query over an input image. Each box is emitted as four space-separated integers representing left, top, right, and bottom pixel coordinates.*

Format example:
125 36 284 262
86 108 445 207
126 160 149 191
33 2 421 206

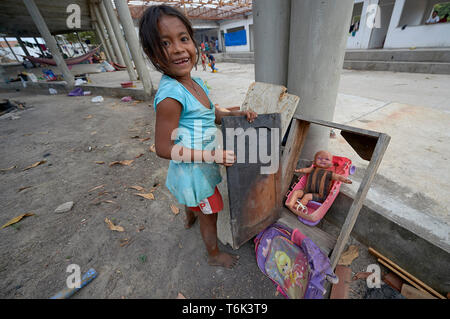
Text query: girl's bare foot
208 251 239 269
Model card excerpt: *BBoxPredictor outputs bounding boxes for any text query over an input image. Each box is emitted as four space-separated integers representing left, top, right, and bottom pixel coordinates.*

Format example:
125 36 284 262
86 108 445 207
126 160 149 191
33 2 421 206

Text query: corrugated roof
0 0 92 37
128 0 252 21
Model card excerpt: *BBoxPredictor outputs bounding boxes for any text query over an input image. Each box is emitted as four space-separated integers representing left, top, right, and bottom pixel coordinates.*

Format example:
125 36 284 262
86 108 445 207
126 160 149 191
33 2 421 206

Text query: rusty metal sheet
222 113 281 249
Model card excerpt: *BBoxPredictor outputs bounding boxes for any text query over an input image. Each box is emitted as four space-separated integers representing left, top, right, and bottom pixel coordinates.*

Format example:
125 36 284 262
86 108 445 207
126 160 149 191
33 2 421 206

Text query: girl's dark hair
139 5 199 75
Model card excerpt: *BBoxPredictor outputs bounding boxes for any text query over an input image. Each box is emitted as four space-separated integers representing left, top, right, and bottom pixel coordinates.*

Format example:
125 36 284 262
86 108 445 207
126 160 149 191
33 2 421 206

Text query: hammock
23 46 100 66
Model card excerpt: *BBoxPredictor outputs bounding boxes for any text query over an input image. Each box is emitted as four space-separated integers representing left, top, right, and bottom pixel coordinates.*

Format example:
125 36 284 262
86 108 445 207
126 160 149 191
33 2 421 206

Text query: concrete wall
368 0 396 48
219 15 253 52
347 0 368 49
384 0 450 48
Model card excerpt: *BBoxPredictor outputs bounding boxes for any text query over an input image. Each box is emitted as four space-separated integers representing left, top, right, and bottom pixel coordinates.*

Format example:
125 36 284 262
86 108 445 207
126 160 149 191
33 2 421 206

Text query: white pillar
253 0 291 86
287 0 354 159
94 22 112 61
93 2 117 62
98 0 125 65
102 0 137 80
22 0 75 86
89 3 113 61
114 0 153 96
34 37 45 56
76 32 87 54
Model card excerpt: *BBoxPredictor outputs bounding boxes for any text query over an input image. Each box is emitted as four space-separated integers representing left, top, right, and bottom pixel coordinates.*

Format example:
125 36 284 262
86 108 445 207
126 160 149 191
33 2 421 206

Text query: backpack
254 223 338 299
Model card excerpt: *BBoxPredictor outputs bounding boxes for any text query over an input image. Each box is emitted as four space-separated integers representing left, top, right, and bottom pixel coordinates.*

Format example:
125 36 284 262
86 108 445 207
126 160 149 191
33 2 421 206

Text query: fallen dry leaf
149 144 156 153
0 165 16 172
128 185 145 191
105 218 124 232
176 293 186 299
109 160 134 167
171 204 180 215
338 245 359 266
135 192 155 200
137 225 145 232
1 212 35 229
139 137 150 142
95 161 105 164
18 186 32 192
88 184 105 192
119 238 132 247
135 153 144 159
84 115 93 119
23 160 47 171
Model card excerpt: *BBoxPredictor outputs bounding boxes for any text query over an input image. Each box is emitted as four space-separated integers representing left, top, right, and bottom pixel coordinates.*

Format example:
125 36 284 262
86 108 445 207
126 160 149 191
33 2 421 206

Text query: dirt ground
0 90 287 299
0 89 385 299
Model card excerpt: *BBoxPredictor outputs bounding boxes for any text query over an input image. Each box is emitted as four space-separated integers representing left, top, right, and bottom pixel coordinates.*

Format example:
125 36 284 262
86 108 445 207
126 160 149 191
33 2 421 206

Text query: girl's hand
213 150 236 167
294 168 305 174
242 110 257 123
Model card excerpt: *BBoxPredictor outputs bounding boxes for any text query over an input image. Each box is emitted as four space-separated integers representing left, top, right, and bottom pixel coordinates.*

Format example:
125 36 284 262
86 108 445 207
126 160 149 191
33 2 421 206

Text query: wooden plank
240 82 300 138
280 119 310 205
401 284 437 299
293 115 381 138
222 114 282 249
329 133 391 269
377 259 432 295
277 207 336 255
369 247 446 299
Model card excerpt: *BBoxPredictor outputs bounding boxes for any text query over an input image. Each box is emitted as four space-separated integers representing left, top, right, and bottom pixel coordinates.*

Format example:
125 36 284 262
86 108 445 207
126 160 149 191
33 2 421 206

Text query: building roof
128 0 252 21
0 0 92 37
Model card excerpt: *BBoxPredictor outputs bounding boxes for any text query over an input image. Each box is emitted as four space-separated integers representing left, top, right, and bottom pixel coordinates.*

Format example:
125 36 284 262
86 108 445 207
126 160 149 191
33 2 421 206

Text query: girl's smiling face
157 15 197 79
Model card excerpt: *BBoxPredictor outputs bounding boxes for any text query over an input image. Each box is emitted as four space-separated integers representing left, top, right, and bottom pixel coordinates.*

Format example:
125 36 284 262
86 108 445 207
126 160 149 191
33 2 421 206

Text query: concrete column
94 22 113 61
114 0 153 96
89 3 113 61
4 37 20 62
92 2 117 62
287 0 354 159
16 37 32 57
76 32 87 54
22 0 74 86
34 37 45 56
253 0 291 86
98 0 125 65
102 0 137 80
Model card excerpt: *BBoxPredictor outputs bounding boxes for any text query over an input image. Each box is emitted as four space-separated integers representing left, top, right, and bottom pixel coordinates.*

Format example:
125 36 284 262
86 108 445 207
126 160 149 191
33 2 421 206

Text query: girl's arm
214 106 257 125
155 98 235 166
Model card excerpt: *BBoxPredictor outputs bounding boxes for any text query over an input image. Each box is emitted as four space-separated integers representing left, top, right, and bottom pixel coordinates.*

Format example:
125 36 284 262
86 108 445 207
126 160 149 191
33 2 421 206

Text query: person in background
426 10 440 24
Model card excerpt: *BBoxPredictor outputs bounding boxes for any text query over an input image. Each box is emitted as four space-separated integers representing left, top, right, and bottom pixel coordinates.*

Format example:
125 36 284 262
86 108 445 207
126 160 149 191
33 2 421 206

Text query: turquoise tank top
153 74 222 207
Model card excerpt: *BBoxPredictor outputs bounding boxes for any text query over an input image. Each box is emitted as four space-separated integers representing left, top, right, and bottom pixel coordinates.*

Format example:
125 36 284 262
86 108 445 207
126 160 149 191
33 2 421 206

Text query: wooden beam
280 119 310 204
369 247 446 299
329 133 390 269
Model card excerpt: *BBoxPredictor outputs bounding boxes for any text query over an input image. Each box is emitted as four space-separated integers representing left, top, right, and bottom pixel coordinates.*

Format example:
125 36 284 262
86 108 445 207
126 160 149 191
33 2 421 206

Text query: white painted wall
384 0 450 48
219 15 253 52
368 0 396 48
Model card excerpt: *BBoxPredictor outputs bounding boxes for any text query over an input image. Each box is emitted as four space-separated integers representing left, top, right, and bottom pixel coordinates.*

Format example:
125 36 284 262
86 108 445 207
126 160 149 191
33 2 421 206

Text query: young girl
139 5 257 269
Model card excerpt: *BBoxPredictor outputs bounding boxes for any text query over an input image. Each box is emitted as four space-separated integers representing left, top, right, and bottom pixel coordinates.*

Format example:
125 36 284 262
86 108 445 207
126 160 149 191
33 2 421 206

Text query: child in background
201 51 207 71
206 53 217 72
139 5 257 269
